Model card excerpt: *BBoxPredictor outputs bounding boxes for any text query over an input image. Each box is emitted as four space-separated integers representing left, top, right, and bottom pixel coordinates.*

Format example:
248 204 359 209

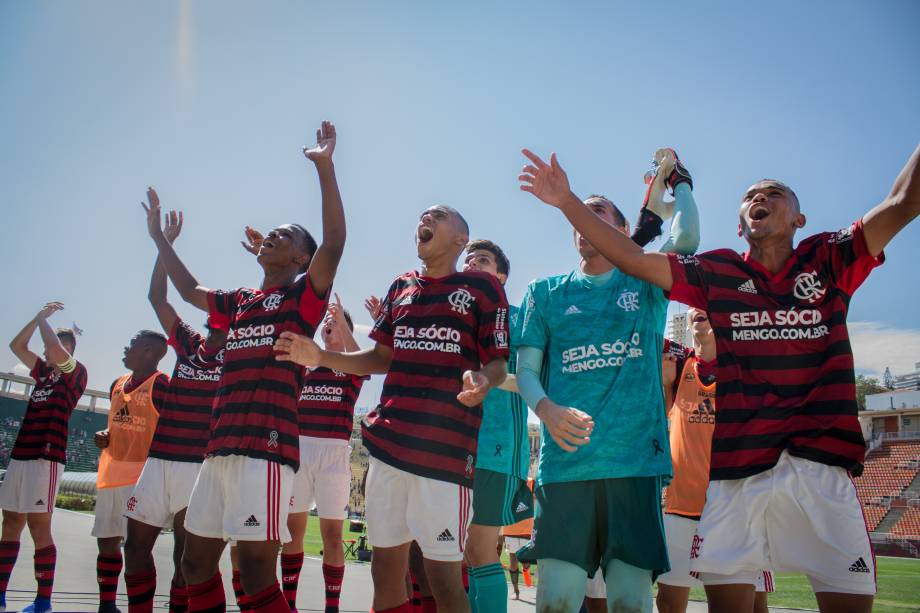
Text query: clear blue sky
2 1 919 409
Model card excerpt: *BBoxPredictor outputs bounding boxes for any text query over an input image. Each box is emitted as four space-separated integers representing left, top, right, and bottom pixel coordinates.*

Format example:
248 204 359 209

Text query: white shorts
93 485 134 539
124 458 201 529
504 536 530 555
290 437 352 518
586 568 606 599
690 451 875 595
0 459 62 514
365 457 472 562
659 514 774 592
184 455 294 543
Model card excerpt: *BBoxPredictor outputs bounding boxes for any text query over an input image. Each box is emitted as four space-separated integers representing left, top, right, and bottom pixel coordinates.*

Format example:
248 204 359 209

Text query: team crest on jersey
448 288 474 315
793 271 826 304
616 290 640 312
263 293 283 311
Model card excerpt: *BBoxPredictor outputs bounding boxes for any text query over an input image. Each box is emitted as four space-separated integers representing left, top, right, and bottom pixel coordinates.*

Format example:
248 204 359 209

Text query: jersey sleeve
296 274 330 329
151 373 170 412
475 277 511 365
519 280 550 351
666 253 711 310
168 318 206 359
824 220 885 296
369 279 400 347
207 289 239 330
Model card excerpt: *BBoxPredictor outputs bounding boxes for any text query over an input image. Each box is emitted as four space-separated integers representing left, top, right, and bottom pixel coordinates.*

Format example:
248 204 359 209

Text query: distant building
668 312 693 348
891 361 920 391
860 389 920 442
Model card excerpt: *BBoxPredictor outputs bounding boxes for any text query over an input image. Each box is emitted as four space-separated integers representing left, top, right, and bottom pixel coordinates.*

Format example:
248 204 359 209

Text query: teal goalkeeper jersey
476 304 530 480
520 269 672 485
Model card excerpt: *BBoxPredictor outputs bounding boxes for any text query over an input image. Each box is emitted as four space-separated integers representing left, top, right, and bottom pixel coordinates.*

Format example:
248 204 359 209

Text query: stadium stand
891 508 920 538
853 440 920 532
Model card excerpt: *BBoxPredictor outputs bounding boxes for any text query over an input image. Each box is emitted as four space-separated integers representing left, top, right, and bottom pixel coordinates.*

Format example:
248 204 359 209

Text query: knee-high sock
97 552 123 607
125 568 157 613
0 540 20 596
468 563 507 613
168 581 189 613
604 558 652 613
232 569 251 611
535 558 588 612
33 544 56 599
247 582 288 613
187 572 225 613
322 563 344 613
408 572 422 611
280 552 303 609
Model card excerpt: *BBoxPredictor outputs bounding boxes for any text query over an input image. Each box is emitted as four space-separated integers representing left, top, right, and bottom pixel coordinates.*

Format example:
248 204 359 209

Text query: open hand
535 398 594 452
163 210 183 244
241 226 264 256
364 295 383 321
457 370 490 407
37 301 64 320
303 120 336 162
519 149 575 208
274 331 323 367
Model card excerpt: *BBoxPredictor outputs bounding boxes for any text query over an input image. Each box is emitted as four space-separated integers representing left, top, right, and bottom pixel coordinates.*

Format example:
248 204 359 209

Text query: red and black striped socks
125 568 157 613
280 552 303 609
169 581 189 613
0 540 20 597
322 563 344 613
187 572 225 613
96 552 123 611
33 544 56 599
247 582 288 612
232 569 251 611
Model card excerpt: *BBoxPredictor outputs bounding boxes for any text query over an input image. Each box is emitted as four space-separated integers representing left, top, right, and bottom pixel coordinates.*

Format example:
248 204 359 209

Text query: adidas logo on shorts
737 279 758 294
848 557 870 573
516 502 529 513
436 529 455 542
244 515 261 527
35 499 45 506
564 305 582 315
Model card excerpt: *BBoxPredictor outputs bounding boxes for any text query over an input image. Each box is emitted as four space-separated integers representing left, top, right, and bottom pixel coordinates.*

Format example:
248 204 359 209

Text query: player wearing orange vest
93 331 167 613
656 309 772 613
501 478 535 600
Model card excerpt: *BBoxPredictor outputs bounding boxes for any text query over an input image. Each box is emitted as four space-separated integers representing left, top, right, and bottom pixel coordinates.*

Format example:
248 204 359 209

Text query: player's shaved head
746 180 800 212
135 329 168 360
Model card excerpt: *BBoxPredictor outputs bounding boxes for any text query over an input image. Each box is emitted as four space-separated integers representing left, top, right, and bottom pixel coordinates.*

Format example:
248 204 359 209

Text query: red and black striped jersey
12 358 88 464
297 367 365 440
667 220 883 480
148 319 224 463
362 270 510 487
206 274 328 471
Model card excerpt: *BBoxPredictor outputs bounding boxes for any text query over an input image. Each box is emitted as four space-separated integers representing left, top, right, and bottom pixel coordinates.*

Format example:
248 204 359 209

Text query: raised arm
303 121 346 298
274 331 392 376
148 210 184 333
519 149 674 291
142 187 211 311
863 143 920 257
10 302 66 369
35 310 72 367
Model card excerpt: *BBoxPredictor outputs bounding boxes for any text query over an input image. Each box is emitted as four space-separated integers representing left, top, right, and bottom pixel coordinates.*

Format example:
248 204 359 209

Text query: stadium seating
853 440 920 532
891 508 920 538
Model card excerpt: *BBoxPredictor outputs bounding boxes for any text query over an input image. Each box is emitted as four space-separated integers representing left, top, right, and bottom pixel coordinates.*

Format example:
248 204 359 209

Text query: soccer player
461 239 530 613
1 303 87 613
500 478 536 601
274 204 510 613
282 295 365 612
95 331 169 613
143 120 345 610
517 143 920 613
123 211 227 613
513 149 700 613
656 312 772 613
